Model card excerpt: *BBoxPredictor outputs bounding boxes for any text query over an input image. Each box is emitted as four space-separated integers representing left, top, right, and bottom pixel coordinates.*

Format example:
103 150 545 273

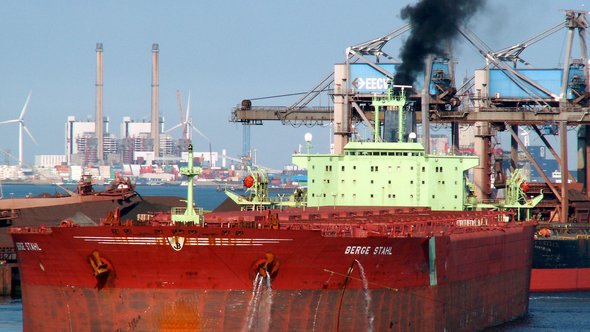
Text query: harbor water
0 184 589 331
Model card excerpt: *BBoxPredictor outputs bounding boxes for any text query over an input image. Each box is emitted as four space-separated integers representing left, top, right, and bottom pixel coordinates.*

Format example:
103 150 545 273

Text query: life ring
536 228 551 238
243 175 255 188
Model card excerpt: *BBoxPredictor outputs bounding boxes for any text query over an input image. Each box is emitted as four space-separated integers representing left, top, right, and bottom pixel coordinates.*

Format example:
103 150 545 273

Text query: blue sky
0 1 587 169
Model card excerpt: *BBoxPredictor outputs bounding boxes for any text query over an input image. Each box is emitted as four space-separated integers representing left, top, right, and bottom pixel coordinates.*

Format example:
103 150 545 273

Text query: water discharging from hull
336 259 375 331
244 272 273 332
355 259 375 332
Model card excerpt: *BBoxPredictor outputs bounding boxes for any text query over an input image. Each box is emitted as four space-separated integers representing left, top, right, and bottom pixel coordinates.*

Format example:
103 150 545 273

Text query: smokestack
95 42 104 163
151 43 160 158
394 0 486 86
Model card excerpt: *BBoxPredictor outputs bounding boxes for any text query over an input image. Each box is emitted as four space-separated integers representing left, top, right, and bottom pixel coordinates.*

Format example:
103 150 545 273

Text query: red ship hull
530 268 590 292
12 209 535 331
529 227 590 292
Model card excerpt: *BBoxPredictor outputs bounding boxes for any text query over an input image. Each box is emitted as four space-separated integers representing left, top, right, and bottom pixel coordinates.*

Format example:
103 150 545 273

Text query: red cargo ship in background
520 182 590 292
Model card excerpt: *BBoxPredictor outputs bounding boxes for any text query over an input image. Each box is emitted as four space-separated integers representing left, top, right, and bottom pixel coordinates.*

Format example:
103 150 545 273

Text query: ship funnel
372 84 411 143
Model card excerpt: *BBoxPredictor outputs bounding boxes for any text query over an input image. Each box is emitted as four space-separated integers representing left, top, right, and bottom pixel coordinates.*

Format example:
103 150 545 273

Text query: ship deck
12 206 525 239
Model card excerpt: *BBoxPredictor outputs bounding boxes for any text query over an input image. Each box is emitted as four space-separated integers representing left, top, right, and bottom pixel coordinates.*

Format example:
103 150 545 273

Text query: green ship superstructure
292 86 478 210
292 141 478 210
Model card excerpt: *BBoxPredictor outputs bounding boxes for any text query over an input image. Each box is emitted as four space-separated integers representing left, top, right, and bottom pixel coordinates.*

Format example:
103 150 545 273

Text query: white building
34 155 66 168
121 117 152 138
195 151 219 167
63 115 192 165
65 116 95 164
0 165 24 180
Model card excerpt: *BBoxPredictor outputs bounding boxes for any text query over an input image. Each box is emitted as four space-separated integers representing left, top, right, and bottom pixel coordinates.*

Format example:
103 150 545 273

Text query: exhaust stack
95 42 104 163
151 43 160 158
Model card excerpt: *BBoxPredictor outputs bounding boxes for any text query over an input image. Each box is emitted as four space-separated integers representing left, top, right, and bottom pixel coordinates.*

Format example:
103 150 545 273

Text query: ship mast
172 143 203 225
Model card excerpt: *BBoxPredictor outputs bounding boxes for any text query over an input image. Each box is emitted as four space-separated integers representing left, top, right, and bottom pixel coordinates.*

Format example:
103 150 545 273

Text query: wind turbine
167 90 210 143
0 91 37 167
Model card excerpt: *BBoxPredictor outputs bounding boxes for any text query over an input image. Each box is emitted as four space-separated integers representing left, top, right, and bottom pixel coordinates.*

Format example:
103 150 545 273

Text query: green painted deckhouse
292 141 479 211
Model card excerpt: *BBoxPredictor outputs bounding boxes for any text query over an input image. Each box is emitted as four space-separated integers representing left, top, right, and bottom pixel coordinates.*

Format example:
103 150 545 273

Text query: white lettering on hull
15 242 42 251
344 246 392 255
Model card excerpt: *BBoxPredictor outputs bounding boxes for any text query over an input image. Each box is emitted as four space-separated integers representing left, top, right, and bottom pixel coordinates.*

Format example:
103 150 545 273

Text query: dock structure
231 10 589 224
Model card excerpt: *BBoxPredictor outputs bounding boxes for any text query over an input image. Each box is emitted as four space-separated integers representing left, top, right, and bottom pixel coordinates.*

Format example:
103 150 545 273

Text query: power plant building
65 116 176 166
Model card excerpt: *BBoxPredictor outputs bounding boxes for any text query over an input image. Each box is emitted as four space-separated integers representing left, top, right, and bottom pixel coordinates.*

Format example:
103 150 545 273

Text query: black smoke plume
394 0 486 86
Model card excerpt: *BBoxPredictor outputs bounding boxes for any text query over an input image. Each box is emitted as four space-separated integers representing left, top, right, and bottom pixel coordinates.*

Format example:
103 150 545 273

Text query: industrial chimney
151 43 160 158
95 42 104 163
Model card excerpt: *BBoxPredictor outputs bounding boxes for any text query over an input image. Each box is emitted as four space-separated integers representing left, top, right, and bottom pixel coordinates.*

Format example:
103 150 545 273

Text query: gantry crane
231 10 590 223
